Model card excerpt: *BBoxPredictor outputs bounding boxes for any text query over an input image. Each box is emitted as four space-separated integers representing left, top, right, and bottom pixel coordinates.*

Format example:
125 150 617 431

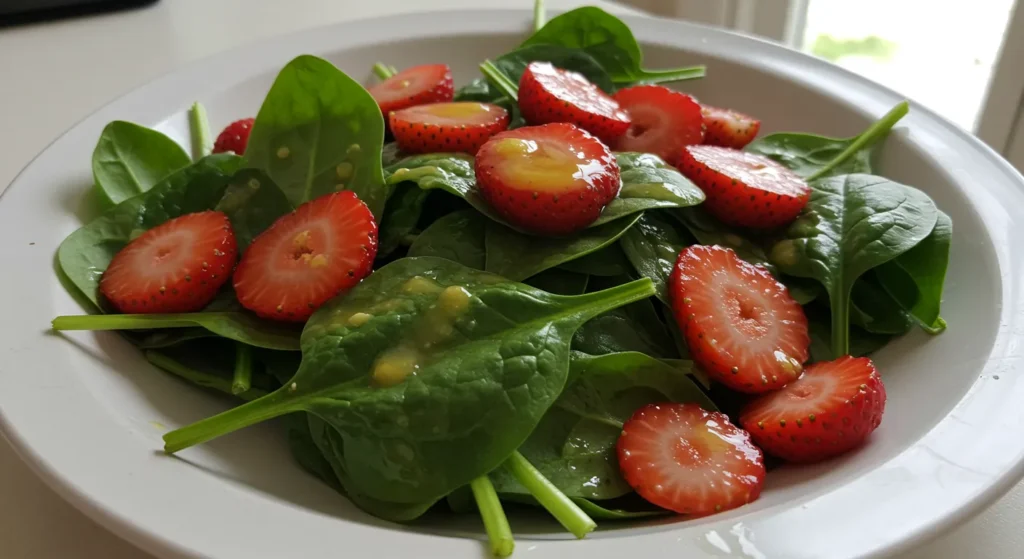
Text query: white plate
2 9 1023 559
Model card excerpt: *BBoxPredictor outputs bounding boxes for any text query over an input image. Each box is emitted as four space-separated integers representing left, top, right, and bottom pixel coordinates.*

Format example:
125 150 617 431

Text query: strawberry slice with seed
100 211 237 313
678 145 810 229
612 85 704 165
233 191 377 322
617 403 766 516
740 356 886 463
669 245 810 393
389 102 510 154
517 62 630 144
475 123 620 236
701 105 760 149
368 64 454 115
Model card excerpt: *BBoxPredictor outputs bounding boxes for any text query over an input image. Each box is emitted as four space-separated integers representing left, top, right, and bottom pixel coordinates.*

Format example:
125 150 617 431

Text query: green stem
145 350 266 401
832 291 850 358
470 476 515 557
533 0 545 32
163 386 299 453
53 314 198 331
232 343 253 395
373 63 398 80
504 451 596 539
189 102 213 160
480 60 519 101
616 65 706 85
568 277 655 322
808 101 910 182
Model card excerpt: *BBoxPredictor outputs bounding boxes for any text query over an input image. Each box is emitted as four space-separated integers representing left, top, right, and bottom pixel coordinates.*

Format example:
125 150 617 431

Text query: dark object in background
0 0 158 27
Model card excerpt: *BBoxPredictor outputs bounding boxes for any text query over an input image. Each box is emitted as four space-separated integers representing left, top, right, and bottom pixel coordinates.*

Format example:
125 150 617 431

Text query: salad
50 3 950 557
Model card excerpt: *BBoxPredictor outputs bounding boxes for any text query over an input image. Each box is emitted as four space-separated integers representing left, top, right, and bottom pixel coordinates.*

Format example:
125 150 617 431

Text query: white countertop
1 0 1022 557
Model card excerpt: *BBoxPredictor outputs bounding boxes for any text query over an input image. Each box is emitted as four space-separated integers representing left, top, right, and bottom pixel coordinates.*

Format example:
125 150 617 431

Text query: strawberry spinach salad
50 3 949 556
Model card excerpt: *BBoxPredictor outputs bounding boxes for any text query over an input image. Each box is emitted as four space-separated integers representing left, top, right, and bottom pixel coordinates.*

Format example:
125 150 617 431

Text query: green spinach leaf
595 153 704 225
492 45 615 93
670 208 775 273
377 185 430 257
619 212 692 302
525 268 590 295
573 276 676 358
214 168 294 250
92 121 192 206
806 311 891 363
407 209 486 269
875 211 951 333
557 243 632 277
849 274 915 335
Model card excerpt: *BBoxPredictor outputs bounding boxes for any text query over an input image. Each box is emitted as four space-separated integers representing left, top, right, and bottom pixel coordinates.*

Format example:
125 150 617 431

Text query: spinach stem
189 102 213 160
372 63 398 80
504 451 596 539
470 476 515 557
533 0 545 32
567 277 655 323
53 314 198 331
807 101 910 182
232 343 253 395
163 385 299 453
616 65 706 85
480 60 519 101
832 292 850 358
146 350 266 401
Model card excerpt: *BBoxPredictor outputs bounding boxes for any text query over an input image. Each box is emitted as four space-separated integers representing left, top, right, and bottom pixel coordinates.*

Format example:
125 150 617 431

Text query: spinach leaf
490 351 712 500
522 6 705 86
214 168 294 250
670 207 775 273
745 101 908 181
92 121 192 206
849 274 915 335
875 211 951 333
573 276 676 358
492 45 615 93
163 257 655 508
806 311 891 363
770 174 938 356
557 243 632 277
57 153 242 308
377 185 430 257
571 496 668 519
243 55 387 217
485 214 642 281
594 153 704 226
407 209 486 269
144 338 277 398
525 268 590 295
619 212 691 302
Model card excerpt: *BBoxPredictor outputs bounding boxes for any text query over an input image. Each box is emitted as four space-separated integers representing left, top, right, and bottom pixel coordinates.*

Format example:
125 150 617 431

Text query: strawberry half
233 191 377 322
518 62 630 144
678 146 810 229
617 403 765 516
475 123 620 236
389 102 510 154
740 356 886 463
212 118 255 155
100 211 237 313
368 64 454 116
612 85 704 165
670 245 810 393
701 105 760 149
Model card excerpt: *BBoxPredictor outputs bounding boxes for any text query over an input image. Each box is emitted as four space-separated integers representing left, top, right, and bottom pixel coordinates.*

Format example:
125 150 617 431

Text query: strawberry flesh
389 102 509 154
475 123 620 236
740 356 886 463
670 245 810 393
100 211 237 313
369 64 454 116
678 145 810 229
233 190 377 322
518 62 630 144
701 105 761 149
613 85 704 165
617 403 765 516
212 118 255 155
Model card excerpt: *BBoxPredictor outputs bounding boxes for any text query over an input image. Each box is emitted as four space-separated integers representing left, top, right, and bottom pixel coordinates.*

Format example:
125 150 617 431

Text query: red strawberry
701 105 761 149
678 146 810 229
517 62 630 144
475 123 620 236
617 403 765 516
612 85 704 165
740 356 886 463
212 118 255 155
100 211 237 313
233 191 377 322
670 245 810 393
368 64 454 116
389 102 510 154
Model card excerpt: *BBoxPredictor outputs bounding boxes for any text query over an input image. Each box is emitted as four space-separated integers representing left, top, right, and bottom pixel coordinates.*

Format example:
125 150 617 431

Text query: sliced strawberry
678 146 810 229
368 64 454 116
233 191 377 322
701 105 760 149
475 123 620 236
612 85 704 165
100 211 237 313
740 356 886 463
212 118 255 155
518 62 630 144
617 403 765 516
389 102 510 154
670 245 810 393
